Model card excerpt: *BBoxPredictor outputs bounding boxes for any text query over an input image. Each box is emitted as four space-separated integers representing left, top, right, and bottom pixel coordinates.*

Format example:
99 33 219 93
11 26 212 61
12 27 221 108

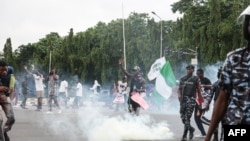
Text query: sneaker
181 137 187 141
20 105 28 109
195 134 206 138
46 111 53 114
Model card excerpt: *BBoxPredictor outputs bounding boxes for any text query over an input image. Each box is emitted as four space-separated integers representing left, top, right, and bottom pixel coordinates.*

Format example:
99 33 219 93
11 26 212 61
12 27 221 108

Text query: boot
181 128 188 141
189 127 195 139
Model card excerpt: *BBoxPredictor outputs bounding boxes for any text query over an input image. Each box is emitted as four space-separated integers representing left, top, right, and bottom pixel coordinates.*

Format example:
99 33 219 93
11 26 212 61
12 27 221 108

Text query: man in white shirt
58 80 68 108
73 80 82 109
24 66 44 111
113 77 127 111
90 80 101 95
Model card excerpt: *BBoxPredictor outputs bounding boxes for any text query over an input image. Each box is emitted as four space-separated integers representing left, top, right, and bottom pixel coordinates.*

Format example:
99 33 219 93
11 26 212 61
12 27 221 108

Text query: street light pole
49 49 51 73
152 11 163 57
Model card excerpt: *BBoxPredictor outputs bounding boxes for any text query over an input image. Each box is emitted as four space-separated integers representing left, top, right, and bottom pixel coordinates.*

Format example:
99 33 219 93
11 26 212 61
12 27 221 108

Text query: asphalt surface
5 98 215 141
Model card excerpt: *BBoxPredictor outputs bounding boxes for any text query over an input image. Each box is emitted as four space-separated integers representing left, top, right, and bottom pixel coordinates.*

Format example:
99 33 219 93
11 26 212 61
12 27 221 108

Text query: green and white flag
152 60 177 103
147 57 166 81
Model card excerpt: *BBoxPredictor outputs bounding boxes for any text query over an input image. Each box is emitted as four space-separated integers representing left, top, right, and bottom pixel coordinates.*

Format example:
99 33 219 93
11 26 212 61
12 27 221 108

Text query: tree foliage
2 0 250 85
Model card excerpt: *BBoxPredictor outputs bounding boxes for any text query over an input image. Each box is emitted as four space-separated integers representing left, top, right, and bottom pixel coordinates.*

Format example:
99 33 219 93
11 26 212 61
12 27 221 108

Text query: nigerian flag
152 60 176 105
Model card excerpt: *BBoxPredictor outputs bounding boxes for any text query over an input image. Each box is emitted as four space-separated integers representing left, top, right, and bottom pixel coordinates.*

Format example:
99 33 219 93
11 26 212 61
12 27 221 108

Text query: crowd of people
14 67 96 113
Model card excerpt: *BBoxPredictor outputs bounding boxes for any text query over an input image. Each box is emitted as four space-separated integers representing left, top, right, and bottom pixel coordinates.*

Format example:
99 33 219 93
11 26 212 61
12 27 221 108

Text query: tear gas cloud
39 106 174 141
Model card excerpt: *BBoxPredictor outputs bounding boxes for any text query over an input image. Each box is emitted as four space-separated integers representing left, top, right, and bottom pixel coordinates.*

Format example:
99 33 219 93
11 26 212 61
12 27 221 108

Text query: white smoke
40 105 174 141
203 61 223 83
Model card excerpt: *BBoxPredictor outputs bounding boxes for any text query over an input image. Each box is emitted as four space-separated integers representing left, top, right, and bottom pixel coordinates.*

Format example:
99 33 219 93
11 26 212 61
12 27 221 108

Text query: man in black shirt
119 59 146 116
178 64 203 141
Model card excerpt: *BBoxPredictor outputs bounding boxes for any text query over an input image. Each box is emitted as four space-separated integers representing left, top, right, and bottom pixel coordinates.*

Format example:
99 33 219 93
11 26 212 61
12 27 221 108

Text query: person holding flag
119 59 146 116
178 64 203 141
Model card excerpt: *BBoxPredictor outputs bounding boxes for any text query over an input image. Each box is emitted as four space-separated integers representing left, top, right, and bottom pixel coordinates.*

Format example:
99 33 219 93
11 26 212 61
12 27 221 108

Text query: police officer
205 5 250 141
178 64 203 141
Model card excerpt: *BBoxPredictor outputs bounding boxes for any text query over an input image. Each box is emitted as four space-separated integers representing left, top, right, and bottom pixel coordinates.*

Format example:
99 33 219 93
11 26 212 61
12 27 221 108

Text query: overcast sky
0 0 181 51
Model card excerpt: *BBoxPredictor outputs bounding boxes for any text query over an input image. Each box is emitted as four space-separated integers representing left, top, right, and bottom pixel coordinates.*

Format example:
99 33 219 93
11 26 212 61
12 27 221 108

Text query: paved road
5 99 213 141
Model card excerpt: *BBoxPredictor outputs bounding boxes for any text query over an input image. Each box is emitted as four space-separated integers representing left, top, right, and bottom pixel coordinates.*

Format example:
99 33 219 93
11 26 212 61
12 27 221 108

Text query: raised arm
119 59 133 77
24 66 32 75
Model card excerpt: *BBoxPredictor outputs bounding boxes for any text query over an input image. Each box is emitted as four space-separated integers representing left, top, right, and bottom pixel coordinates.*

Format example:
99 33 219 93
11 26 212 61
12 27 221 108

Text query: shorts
36 91 43 98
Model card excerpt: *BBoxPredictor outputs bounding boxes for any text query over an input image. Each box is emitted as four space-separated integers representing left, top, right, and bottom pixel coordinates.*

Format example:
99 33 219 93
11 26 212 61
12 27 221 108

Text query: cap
186 64 194 69
133 66 140 71
237 5 250 24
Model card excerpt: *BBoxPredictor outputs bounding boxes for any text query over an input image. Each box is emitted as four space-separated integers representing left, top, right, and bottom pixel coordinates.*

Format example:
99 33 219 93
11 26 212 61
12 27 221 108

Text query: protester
119 59 146 116
109 80 117 109
20 75 29 109
194 68 212 138
58 79 69 109
73 80 82 109
11 80 20 106
205 6 250 141
90 80 101 95
47 69 61 113
89 80 101 104
0 60 16 141
178 64 203 141
112 76 127 112
24 66 44 111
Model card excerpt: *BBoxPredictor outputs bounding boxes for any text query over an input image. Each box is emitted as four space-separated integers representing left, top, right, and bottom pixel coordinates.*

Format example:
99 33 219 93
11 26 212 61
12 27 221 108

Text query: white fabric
76 82 83 96
117 80 127 93
155 73 172 100
147 57 166 81
90 80 100 94
59 80 68 93
113 92 125 103
33 74 44 91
